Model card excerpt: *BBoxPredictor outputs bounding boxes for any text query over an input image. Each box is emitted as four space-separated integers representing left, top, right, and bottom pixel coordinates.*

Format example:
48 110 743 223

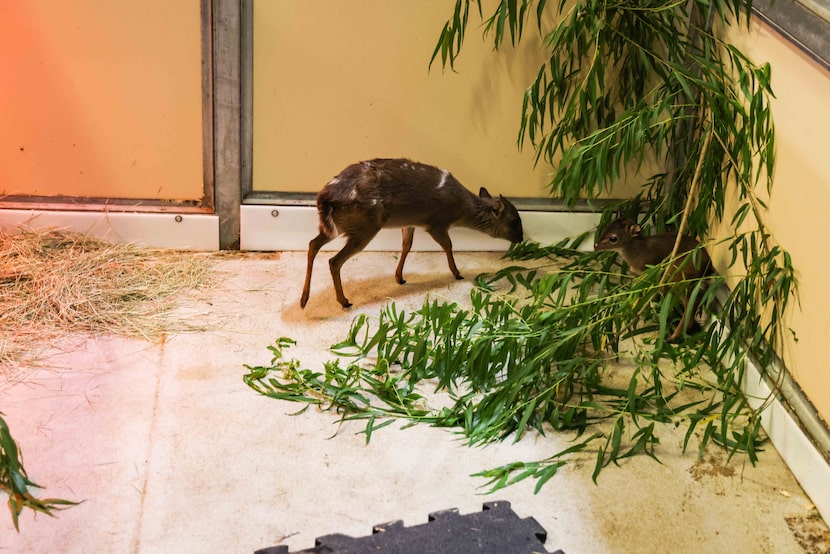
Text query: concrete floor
1 251 827 553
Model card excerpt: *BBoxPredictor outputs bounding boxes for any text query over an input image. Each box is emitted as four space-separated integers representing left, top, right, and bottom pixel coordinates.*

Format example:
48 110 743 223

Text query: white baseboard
0 208 219 251
240 204 601 251
742 356 830 522
1 206 602 253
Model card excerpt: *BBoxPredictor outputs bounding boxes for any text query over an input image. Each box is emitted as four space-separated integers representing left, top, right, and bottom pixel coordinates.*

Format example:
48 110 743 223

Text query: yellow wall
253 0 642 199
255 2 830 421
716 22 830 422
0 1 203 202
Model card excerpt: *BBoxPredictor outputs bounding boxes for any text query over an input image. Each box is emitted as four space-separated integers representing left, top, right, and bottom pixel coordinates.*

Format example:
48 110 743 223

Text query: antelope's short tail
318 203 338 238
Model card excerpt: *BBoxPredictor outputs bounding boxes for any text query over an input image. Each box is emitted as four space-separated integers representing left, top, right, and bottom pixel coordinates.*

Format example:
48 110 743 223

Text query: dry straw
0 228 216 372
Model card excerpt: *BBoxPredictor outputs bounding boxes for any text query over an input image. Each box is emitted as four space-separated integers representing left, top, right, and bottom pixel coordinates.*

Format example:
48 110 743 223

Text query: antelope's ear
629 224 642 237
491 198 505 217
479 187 493 199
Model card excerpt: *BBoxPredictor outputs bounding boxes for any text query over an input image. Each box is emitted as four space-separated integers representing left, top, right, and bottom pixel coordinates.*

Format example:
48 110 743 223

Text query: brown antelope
300 158 524 308
594 218 712 341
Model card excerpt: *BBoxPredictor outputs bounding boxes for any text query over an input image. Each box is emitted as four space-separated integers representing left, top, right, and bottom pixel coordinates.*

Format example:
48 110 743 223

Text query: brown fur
594 218 712 341
301 158 523 308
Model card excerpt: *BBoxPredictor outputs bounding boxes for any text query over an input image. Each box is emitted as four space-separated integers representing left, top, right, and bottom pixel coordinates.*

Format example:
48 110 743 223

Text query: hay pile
0 229 216 371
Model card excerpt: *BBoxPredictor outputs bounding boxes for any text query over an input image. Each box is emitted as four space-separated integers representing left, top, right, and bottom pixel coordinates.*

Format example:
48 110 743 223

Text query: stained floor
1 251 827 553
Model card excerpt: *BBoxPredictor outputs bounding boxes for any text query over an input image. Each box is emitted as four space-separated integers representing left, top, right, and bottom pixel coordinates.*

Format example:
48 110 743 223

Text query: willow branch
661 108 713 285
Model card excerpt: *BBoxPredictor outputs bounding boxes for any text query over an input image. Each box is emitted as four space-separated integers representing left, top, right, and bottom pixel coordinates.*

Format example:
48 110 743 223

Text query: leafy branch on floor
244 230 778 491
0 414 79 530
246 0 796 491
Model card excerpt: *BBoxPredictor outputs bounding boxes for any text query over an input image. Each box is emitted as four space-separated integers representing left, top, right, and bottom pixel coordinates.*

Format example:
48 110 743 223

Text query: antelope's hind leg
395 226 415 285
300 232 333 308
667 293 700 342
328 233 376 308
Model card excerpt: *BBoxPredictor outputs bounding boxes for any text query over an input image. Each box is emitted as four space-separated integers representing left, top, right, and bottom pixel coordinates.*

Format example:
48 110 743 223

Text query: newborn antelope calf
594 218 712 341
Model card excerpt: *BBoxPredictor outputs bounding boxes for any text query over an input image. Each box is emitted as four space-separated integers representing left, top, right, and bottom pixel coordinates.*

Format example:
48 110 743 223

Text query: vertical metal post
211 0 243 249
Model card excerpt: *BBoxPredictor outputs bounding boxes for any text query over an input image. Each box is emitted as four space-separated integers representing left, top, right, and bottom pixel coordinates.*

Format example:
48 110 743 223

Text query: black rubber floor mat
255 500 561 554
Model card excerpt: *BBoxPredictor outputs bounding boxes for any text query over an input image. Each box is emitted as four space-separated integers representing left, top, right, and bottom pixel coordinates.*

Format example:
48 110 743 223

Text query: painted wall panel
252 0 644 199
0 1 203 201
716 21 830 422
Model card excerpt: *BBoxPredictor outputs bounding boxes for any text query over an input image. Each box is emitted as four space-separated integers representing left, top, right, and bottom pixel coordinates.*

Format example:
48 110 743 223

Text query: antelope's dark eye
608 235 618 243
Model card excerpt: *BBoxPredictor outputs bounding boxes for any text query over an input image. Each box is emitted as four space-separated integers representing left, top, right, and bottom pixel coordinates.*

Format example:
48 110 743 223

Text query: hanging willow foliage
245 0 796 490
432 0 774 234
